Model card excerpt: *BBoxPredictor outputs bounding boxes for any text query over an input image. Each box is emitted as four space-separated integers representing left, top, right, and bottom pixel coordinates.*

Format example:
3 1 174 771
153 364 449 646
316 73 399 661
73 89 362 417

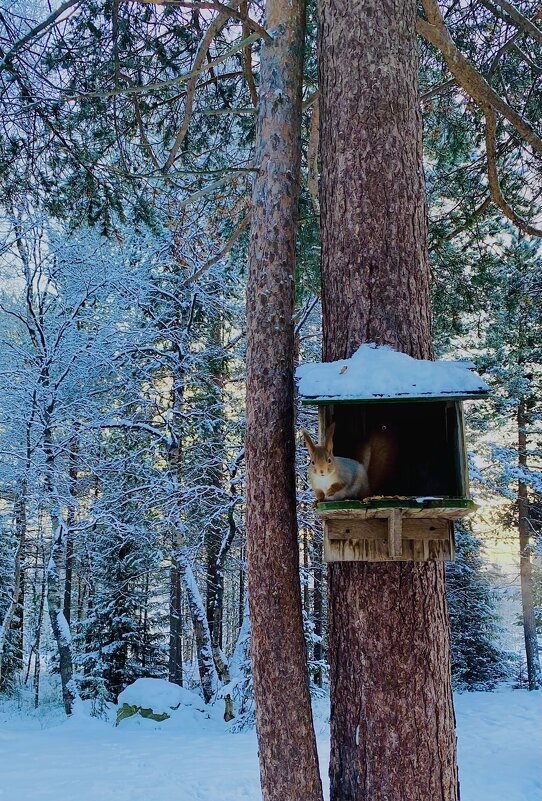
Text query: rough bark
517 400 542 690
245 0 323 799
318 1 459 799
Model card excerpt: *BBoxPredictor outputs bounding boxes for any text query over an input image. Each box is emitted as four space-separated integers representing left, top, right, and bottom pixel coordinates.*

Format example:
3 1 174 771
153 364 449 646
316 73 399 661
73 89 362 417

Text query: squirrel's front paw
312 490 325 508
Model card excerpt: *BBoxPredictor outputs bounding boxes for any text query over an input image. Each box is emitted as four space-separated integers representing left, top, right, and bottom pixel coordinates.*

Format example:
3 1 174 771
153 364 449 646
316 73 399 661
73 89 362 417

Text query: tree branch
182 212 251 286
240 0 258 106
128 0 272 42
420 76 457 103
484 106 542 236
479 0 542 46
61 32 262 101
417 4 542 156
163 14 228 170
0 0 81 72
441 195 492 242
132 96 161 169
307 98 319 213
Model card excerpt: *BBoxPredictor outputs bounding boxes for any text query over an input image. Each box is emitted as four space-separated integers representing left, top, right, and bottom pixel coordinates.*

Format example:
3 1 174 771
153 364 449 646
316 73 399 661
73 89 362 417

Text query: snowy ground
0 689 540 801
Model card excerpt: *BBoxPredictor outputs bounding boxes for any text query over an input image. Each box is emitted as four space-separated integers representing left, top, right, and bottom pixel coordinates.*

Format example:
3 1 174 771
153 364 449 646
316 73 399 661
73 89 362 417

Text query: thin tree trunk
177 547 220 703
303 527 310 615
141 570 149 670
33 563 47 708
206 332 227 660
0 488 26 687
43 404 77 715
167 352 219 700
318 1 458 799
206 445 242 684
245 1 323 799
312 533 323 688
169 556 183 685
63 432 79 625
518 400 542 689
169 354 185 687
47 520 78 715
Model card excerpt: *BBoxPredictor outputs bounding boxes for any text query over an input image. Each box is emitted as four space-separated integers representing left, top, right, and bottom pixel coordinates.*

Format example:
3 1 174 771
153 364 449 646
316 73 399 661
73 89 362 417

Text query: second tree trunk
318 1 459 798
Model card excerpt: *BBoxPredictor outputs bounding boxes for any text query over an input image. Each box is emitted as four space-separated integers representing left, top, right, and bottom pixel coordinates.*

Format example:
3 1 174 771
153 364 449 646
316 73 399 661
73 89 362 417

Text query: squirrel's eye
311 460 315 465
328 457 332 464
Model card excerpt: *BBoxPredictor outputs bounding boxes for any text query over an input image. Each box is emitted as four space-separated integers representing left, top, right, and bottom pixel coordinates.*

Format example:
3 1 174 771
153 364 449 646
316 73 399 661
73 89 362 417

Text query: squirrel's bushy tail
356 430 398 495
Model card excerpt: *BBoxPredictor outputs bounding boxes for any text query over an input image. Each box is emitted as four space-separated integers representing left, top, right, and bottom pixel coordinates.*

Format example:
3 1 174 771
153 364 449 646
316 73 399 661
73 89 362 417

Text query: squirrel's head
301 423 336 476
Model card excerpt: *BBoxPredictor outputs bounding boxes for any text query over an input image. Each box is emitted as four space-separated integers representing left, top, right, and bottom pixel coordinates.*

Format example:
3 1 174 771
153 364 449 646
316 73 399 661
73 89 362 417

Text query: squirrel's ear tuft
301 428 316 454
325 421 336 453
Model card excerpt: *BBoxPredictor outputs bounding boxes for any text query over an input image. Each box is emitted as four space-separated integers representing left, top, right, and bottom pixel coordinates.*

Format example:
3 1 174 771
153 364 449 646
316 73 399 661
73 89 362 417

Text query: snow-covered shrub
116 678 204 724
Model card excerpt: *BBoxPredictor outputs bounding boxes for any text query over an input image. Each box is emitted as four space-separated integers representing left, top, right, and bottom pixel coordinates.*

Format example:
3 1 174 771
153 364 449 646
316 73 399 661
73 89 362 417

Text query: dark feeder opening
325 399 468 499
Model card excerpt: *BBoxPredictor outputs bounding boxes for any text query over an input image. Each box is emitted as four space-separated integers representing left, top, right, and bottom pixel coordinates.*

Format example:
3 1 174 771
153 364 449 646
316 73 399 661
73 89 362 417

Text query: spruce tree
447 524 515 690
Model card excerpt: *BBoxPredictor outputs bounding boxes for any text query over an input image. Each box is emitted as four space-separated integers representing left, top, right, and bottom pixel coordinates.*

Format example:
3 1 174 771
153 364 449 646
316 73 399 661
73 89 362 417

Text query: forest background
0 0 541 719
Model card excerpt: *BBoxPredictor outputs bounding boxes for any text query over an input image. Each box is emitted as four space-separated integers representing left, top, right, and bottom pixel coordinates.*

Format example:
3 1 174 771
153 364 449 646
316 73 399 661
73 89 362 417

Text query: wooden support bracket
387 508 402 558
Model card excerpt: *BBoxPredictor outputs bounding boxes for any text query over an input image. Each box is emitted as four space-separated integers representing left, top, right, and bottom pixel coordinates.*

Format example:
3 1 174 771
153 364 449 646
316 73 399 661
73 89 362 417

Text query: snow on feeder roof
296 344 489 404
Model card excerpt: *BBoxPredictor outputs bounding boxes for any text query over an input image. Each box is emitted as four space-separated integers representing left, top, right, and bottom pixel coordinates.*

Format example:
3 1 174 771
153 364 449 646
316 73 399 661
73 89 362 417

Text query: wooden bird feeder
296 345 489 563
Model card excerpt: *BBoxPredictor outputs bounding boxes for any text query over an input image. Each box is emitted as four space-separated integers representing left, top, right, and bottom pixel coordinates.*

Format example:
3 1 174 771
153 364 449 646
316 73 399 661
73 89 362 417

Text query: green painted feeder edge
316 497 478 512
300 391 489 406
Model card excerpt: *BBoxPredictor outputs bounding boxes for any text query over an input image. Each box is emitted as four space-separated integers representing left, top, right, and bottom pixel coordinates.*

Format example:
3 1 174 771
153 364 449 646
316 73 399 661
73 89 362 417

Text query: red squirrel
301 423 397 502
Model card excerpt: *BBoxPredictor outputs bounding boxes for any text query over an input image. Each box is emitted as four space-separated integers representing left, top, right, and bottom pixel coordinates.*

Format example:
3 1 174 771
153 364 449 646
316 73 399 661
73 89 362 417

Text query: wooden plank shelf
317 497 473 562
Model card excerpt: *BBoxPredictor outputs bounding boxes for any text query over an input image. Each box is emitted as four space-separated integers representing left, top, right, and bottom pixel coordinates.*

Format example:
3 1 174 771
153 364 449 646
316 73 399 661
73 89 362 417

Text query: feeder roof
296 344 489 404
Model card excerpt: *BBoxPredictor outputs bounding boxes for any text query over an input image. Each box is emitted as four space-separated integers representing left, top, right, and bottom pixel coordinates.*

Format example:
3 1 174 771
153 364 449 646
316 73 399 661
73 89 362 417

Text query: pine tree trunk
318 1 458 799
245 1 323 799
517 400 542 689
